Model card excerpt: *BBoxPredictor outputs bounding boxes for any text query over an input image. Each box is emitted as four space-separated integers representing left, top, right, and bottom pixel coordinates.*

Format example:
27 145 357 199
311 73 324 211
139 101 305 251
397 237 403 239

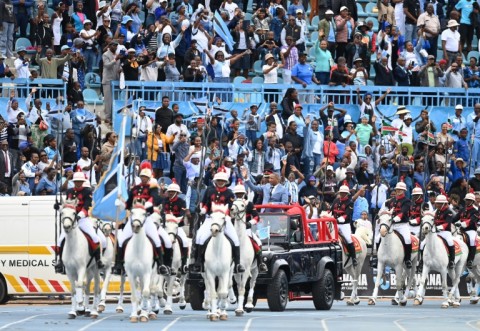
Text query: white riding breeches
96 227 107 249
195 215 240 246
409 225 420 237
438 231 454 246
246 229 262 246
158 226 173 249
338 223 352 244
119 215 161 248
392 223 411 244
177 227 189 248
466 230 477 246
59 217 101 245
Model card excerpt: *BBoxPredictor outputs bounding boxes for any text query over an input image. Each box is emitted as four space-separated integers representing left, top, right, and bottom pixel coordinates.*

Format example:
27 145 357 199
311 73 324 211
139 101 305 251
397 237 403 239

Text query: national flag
257 226 271 240
91 109 129 222
191 96 208 114
381 120 398 135
446 119 453 132
116 94 134 114
397 124 408 137
427 131 435 143
213 11 234 51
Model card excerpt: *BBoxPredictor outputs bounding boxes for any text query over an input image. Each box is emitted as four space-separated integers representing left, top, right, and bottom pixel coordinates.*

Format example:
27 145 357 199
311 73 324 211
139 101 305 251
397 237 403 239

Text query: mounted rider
453 190 479 269
408 184 430 237
193 167 245 274
55 171 105 274
331 183 357 266
385 181 412 269
232 180 268 272
434 194 456 269
161 179 189 274
112 162 172 276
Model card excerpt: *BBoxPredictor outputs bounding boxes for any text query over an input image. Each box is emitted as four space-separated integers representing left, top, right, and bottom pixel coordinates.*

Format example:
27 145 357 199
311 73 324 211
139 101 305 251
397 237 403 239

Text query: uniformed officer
385 181 412 269
453 191 479 269
55 172 105 274
434 194 456 269
112 162 171 276
163 180 189 274
408 184 429 237
232 181 268 272
193 167 245 273
331 184 357 266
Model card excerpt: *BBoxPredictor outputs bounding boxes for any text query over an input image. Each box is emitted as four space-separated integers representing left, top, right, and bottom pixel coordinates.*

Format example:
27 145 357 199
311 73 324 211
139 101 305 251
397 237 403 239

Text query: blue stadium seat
365 3 377 17
83 88 103 105
357 3 368 17
85 72 101 89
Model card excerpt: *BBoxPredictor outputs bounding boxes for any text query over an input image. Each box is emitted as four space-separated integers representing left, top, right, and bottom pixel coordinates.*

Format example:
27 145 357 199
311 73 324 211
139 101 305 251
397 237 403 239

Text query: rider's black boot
233 246 245 273
181 246 189 274
404 244 412 269
417 249 424 273
163 247 174 275
111 246 124 275
347 243 358 267
193 244 205 272
448 245 456 269
467 245 476 269
54 242 66 274
94 248 105 269
155 246 170 276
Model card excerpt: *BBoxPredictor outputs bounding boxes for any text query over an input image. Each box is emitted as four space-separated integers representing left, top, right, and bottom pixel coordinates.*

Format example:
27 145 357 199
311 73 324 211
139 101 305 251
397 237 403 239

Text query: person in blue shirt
456 0 474 53
270 7 287 44
291 53 320 103
450 157 469 183
379 157 395 182
449 104 467 141
35 167 59 195
454 127 470 162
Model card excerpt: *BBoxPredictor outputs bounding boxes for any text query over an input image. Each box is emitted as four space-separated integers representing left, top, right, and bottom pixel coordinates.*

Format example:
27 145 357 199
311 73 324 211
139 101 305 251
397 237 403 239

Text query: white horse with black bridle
230 198 258 316
415 212 467 308
124 199 156 322
203 203 234 321
369 209 418 306
61 199 100 319
155 213 188 314
96 220 114 313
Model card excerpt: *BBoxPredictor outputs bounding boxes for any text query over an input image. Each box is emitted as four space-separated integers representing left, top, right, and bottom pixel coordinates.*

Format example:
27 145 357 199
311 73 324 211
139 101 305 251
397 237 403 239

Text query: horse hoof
153 309 159 314
220 314 228 321
84 311 91 318
354 299 360 305
130 316 139 323
391 299 398 306
140 316 149 323
399 301 407 307
209 314 219 321
413 299 421 306
441 302 449 309
91 313 98 319
77 309 85 316
470 299 479 305
453 302 461 308
98 304 105 313
346 301 355 306
368 299 376 306
68 313 76 319
245 306 253 313
179 305 186 310
164 309 172 315
116 308 124 314
235 309 244 316
148 313 157 320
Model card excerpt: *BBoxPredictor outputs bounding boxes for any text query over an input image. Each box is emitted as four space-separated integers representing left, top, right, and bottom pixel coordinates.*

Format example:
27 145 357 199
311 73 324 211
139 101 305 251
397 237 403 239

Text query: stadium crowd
0 0 480 229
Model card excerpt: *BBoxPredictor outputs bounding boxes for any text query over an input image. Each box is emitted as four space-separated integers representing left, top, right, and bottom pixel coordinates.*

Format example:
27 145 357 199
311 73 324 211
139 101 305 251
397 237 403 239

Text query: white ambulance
0 196 127 304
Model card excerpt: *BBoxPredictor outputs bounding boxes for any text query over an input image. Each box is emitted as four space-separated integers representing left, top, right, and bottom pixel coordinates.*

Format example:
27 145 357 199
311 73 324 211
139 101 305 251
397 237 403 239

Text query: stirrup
55 261 66 275
467 260 474 269
181 265 188 274
158 265 170 276
369 256 377 268
235 264 245 273
404 260 412 269
448 260 455 269
111 262 124 275
97 260 105 269
352 258 358 267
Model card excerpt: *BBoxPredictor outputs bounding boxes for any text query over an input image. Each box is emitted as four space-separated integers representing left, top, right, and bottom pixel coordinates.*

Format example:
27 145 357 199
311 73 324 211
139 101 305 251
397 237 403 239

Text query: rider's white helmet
435 194 448 204
395 182 407 191
338 185 350 194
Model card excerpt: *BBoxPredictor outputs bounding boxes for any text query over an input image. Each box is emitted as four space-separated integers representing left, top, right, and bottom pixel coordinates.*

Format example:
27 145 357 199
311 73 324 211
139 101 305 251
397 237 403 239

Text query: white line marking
466 320 480 330
0 314 60 330
244 317 265 331
161 315 196 331
393 319 408 331
77 315 117 331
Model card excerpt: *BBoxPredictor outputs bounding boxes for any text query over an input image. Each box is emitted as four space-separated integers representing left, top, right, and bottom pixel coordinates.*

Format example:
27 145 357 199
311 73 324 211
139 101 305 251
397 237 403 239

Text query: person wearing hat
55 171 105 274
281 13 306 54
330 182 357 266
13 47 31 79
263 53 283 99
194 167 245 274
453 189 479 269
391 105 410 132
334 6 355 60
78 19 98 73
162 180 189 274
385 180 413 268
450 156 468 182
448 105 467 143
441 19 461 66
418 55 444 99
433 193 456 269
101 40 121 121
318 9 337 57
232 180 269 272
408 184 430 236
113 162 172 276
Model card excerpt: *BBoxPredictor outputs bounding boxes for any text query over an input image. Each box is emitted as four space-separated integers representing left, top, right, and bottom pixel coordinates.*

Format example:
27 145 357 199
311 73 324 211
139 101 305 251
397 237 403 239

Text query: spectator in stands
281 15 305 53
442 20 461 67
0 0 15 58
417 4 441 56
102 41 120 121
334 6 354 60
377 0 396 27
318 9 336 58
314 38 333 85
270 7 287 44
35 167 58 195
35 46 71 79
280 35 298 84
280 87 299 123
403 0 419 43
373 53 395 86
456 0 474 54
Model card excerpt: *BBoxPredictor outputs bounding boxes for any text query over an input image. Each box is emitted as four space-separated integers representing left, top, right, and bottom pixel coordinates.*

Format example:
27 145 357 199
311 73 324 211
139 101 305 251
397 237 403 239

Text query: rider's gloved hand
409 219 417 226
393 216 401 223
337 216 345 224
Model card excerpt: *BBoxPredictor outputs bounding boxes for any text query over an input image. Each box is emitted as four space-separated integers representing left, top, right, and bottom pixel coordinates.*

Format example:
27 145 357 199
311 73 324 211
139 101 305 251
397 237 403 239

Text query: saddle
81 230 100 257
339 235 362 256
438 236 462 256
459 233 480 253
392 231 419 254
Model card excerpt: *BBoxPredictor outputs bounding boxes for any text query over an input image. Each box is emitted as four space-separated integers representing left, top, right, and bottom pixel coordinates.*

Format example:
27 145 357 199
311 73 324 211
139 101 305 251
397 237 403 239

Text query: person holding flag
112 162 172 276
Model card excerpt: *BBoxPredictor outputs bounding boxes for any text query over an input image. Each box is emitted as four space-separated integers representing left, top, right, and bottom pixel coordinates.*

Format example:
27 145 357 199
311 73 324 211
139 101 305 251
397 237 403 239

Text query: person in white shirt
133 107 153 160
396 114 413 145
6 91 25 125
441 20 461 67
95 1 112 28
166 113 190 143
228 133 250 162
183 151 201 181
77 147 97 186
14 48 31 79
222 0 238 21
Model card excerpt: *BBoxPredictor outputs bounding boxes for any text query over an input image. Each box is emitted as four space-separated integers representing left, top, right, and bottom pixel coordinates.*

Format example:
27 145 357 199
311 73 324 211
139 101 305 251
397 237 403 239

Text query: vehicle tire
0 276 9 304
267 269 288 311
189 284 204 311
312 268 335 310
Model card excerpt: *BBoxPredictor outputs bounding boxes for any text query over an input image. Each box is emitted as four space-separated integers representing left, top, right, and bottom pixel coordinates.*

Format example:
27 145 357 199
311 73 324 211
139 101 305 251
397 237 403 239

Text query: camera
120 49 126 56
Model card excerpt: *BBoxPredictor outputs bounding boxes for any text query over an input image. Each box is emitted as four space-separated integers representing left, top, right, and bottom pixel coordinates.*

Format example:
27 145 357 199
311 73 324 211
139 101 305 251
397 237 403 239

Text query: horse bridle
420 217 437 233
61 205 78 228
231 201 247 225
378 215 393 234
166 221 179 244
211 215 227 233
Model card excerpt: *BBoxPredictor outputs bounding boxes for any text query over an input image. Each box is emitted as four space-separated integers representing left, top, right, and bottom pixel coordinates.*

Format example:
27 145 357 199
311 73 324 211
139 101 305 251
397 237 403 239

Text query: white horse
96 221 114 313
61 199 100 319
321 211 372 305
156 214 188 314
230 199 259 316
203 203 234 321
369 209 418 306
124 200 156 322
414 212 468 308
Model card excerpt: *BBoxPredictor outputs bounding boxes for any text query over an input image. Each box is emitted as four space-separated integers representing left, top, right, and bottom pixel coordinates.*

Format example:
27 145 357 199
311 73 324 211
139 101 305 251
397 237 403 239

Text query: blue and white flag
92 109 129 222
257 226 271 240
213 11 234 51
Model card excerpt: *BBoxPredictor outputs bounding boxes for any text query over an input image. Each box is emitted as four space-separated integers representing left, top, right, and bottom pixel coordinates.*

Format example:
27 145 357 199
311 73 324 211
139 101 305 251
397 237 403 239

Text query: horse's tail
356 226 373 246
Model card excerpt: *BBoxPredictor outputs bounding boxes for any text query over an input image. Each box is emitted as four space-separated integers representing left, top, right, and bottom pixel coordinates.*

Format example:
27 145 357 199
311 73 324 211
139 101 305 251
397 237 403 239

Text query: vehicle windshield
257 213 289 239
